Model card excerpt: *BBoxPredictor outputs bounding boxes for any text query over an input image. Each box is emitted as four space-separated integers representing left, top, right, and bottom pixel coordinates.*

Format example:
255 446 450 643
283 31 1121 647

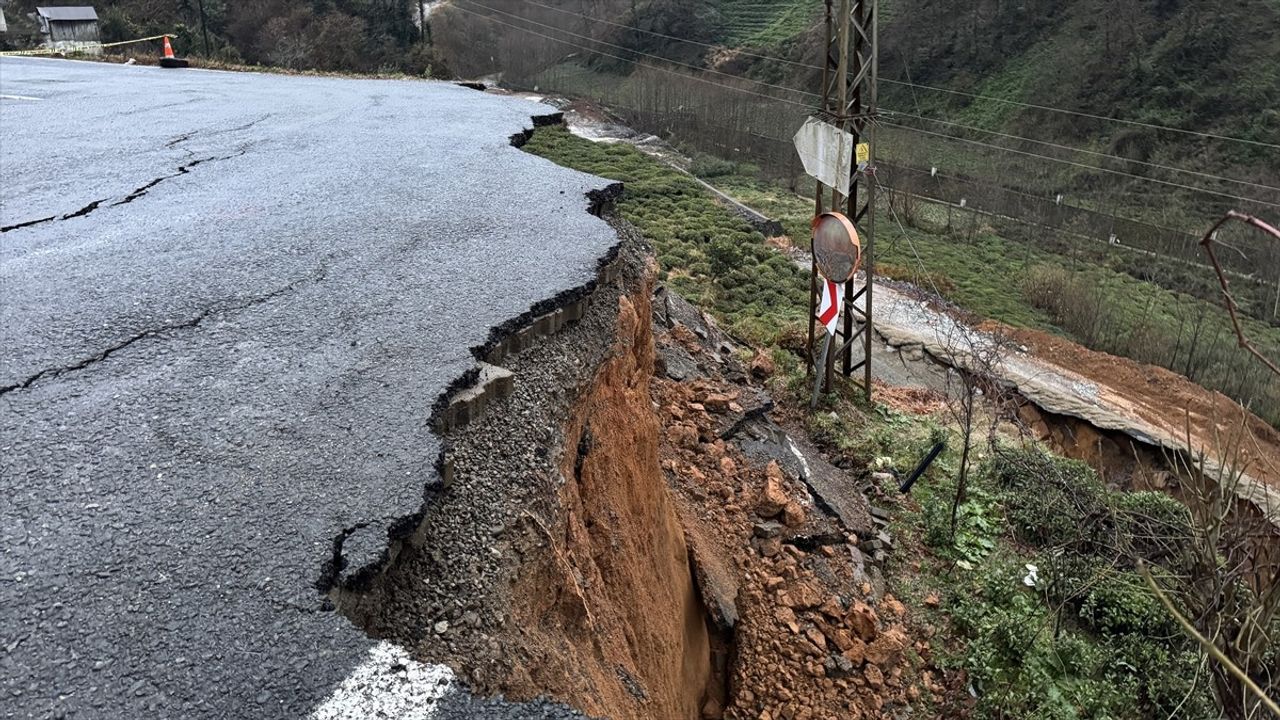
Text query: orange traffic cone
159 35 188 68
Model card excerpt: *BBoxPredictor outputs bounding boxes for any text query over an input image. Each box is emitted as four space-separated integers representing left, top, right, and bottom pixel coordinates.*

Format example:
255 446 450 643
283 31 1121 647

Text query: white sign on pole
793 117 855 198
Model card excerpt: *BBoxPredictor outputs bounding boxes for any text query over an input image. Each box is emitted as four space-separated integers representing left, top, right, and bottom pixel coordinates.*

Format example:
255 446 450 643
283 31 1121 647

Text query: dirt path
868 279 1280 519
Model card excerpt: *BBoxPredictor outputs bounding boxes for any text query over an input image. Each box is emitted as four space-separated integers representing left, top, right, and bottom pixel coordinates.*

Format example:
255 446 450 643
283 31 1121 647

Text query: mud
500 279 713 719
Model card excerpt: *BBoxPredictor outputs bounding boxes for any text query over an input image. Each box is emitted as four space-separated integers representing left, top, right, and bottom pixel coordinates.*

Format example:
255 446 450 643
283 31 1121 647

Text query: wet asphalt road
0 58 615 718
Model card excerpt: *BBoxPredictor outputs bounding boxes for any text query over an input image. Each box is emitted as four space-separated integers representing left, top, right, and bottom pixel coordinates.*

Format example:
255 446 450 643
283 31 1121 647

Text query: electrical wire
451 3 1278 248
459 0 820 100
880 160 1212 243
462 1 1275 190
506 0 1280 151
881 122 1280 209
882 109 1280 194
881 79 1280 151
517 0 825 71
448 3 816 108
870 173 948 302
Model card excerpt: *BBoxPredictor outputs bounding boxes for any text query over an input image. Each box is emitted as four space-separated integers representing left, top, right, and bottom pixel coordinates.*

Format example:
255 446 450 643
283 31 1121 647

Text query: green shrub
951 556 1210 719
1103 634 1218 718
991 448 1109 550
708 237 743 277
951 558 1133 719
923 484 1001 563
690 154 743 178
1077 572 1169 637
1111 491 1192 569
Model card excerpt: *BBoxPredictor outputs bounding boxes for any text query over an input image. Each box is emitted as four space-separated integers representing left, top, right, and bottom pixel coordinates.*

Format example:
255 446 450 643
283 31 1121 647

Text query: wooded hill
438 0 1278 204
432 0 1279 308
4 0 439 74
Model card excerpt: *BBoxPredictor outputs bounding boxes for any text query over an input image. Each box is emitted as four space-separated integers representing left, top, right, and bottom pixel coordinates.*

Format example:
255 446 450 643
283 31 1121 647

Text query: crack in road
0 253 335 397
0 150 249 232
113 151 248 206
0 214 57 232
318 520 378 594
168 115 271 149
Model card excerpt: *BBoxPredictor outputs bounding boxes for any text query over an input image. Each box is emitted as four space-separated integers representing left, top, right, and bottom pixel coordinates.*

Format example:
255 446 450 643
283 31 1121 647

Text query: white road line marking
0 94 42 101
309 641 455 720
787 437 812 480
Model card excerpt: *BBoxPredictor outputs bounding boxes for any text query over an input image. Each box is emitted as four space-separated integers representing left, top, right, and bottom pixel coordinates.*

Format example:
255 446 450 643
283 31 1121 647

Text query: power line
464 0 1277 186
606 115 1226 271
448 3 816 108
459 0 820 101
877 158 1205 255
882 109 1280 195
734 119 1269 241
881 79 1280 151
881 122 1280 209
453 4 1277 212
517 0 825 71
505 0 1279 152
874 175 1266 287
742 131 1260 269
870 173 948 302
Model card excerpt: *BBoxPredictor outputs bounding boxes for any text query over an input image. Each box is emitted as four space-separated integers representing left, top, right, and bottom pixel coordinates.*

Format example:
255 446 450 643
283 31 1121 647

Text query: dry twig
1139 561 1280 718
1199 211 1280 378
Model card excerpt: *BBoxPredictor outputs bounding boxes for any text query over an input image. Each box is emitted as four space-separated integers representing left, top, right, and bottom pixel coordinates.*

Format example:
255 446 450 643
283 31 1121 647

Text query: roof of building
36 6 98 22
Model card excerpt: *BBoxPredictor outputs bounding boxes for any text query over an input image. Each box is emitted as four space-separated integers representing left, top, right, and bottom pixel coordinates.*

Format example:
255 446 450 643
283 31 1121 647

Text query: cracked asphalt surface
0 58 616 718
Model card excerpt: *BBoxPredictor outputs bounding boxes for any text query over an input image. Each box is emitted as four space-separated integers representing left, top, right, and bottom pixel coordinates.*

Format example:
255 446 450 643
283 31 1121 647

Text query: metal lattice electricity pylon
808 0 878 401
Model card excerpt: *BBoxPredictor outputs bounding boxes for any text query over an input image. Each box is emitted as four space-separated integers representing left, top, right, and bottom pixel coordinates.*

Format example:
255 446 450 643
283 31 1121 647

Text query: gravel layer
336 220 651 718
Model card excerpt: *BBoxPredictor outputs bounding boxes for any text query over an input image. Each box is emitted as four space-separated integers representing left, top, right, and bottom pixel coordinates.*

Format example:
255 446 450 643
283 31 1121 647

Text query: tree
936 319 1013 537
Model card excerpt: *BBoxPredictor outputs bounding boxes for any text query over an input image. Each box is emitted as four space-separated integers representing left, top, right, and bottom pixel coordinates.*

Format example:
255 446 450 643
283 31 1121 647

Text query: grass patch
524 123 1279 427
887 444 1219 719
704 167 1280 426
716 0 823 47
522 126 809 347
519 115 1251 720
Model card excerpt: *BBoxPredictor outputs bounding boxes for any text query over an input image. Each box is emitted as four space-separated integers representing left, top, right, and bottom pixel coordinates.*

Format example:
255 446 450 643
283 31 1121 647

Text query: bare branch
1199 211 1280 378
1139 561 1280 718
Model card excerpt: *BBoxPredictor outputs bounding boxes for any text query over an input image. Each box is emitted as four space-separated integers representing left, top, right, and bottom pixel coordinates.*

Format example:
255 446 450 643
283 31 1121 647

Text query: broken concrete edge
874 321 1280 526
318 234 655 719
323 175 631 597
426 114 623 437
508 112 567 148
317 510 427 597
431 363 515 438
328 227 628 594
427 230 626 436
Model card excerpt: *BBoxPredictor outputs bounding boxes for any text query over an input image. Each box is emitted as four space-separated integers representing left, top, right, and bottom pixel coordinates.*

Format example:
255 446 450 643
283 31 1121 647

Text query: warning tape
0 34 170 56
102 34 171 48
0 47 61 57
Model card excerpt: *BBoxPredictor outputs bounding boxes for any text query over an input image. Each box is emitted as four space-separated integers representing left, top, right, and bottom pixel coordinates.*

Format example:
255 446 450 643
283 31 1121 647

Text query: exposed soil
337 221 955 718
335 228 657 717
996 323 1280 493
649 301 959 719
498 273 713 719
871 381 947 416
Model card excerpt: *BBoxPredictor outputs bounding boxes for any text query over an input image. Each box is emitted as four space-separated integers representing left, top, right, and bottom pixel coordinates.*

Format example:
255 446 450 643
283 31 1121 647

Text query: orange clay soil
499 289 933 719
500 292 713 720
651 345 937 719
990 322 1280 492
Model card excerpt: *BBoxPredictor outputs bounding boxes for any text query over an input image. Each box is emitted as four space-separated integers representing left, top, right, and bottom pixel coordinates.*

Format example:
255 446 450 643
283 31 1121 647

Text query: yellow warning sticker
855 143 870 164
